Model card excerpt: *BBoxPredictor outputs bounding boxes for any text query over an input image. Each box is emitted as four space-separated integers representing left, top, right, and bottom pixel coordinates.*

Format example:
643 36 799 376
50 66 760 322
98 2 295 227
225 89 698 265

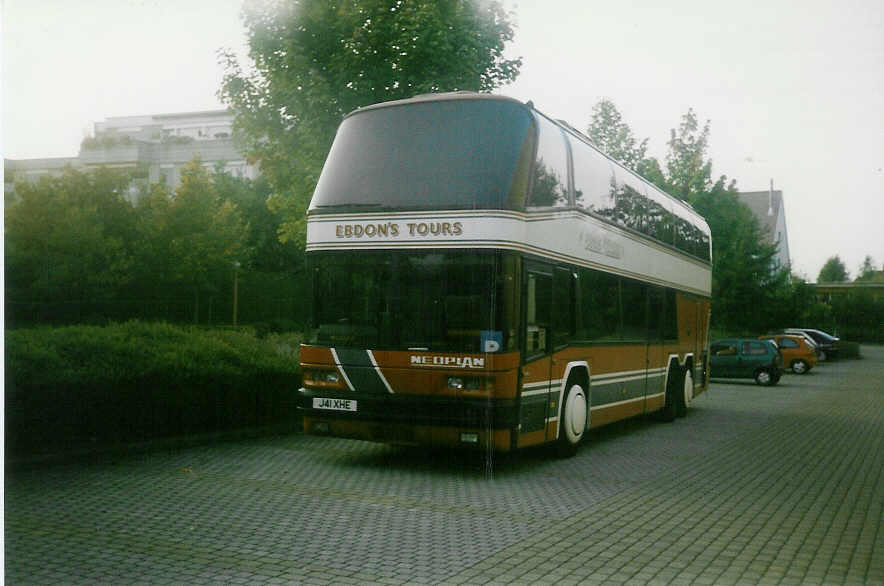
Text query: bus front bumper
298 388 518 449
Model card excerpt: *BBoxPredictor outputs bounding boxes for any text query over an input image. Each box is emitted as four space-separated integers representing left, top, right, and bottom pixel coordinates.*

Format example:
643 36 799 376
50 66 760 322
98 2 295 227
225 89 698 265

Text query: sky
2 0 882 280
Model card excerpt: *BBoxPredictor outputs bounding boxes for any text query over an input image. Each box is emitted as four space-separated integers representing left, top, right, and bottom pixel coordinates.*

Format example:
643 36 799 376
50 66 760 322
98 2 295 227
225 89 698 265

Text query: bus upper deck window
528 115 569 208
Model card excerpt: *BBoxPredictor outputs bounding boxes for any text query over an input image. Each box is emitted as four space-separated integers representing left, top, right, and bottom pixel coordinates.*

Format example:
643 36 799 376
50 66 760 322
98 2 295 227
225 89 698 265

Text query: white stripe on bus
367 350 394 394
330 348 355 391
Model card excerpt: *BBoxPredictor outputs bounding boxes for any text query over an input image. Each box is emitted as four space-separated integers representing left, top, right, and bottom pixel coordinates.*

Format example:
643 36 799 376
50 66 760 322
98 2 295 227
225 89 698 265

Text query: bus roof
344 91 525 119
342 91 710 236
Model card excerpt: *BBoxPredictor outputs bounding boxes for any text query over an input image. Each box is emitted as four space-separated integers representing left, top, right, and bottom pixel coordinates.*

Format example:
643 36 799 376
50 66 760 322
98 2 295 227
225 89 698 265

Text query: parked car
760 334 817 374
710 338 784 385
783 328 840 361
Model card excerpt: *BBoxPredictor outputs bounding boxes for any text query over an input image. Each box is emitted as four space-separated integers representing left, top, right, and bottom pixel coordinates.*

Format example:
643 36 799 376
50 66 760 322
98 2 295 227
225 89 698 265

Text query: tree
818 256 849 282
664 109 739 204
586 100 649 172
219 0 522 244
134 159 250 323
855 255 879 281
5 167 137 323
212 169 301 272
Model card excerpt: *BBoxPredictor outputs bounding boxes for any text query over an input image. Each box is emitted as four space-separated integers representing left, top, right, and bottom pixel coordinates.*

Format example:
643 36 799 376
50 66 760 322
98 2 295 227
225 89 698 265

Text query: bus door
521 264 554 441
551 267 577 439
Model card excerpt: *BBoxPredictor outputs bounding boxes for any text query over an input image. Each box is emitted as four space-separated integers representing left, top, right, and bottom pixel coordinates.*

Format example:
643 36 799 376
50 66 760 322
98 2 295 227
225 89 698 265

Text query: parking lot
5 347 883 585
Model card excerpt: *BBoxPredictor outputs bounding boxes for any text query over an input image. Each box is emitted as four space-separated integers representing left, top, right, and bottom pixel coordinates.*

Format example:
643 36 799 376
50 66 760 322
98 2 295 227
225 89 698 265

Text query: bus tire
557 383 587 458
659 365 678 422
677 366 693 418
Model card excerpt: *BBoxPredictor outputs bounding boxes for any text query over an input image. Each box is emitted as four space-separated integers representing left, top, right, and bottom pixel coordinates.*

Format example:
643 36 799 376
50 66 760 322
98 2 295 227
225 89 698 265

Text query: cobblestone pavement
6 347 883 585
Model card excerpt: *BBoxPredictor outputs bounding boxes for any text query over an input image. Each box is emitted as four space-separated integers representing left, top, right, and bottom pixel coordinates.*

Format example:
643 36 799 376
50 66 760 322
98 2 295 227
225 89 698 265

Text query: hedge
5 321 303 458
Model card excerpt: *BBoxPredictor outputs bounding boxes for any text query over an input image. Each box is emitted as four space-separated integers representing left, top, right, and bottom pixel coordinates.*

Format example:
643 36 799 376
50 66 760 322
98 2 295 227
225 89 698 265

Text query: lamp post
232 261 240 327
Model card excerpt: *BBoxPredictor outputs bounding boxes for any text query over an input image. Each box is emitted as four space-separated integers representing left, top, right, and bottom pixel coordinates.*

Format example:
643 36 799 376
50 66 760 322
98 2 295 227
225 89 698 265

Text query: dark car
710 338 785 386
783 328 840 361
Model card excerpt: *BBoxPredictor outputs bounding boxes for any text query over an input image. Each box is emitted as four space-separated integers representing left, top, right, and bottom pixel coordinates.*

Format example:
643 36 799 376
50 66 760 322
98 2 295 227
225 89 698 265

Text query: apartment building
5 109 256 205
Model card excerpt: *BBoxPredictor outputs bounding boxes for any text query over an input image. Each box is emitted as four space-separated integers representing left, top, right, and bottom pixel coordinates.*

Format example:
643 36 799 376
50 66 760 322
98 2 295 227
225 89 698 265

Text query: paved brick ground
5 347 882 585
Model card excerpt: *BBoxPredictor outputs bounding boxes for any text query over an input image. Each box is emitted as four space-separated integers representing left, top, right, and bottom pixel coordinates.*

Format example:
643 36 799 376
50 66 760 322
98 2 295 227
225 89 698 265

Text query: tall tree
664 108 736 204
586 100 665 189
219 0 522 244
855 255 878 281
134 159 250 323
818 256 849 282
5 167 136 323
586 100 649 172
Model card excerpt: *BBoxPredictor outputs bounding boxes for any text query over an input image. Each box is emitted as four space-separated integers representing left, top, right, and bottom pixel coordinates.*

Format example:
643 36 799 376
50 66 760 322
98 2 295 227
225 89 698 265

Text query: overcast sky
3 0 882 279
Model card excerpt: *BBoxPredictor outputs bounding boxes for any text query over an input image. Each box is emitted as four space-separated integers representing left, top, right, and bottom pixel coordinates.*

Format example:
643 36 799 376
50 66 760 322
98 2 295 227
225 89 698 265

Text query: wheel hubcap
564 386 587 443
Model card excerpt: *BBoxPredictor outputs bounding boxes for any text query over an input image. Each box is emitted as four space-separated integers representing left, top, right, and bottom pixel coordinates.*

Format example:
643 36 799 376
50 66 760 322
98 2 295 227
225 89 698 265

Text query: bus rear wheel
677 367 693 418
557 383 587 458
659 366 679 422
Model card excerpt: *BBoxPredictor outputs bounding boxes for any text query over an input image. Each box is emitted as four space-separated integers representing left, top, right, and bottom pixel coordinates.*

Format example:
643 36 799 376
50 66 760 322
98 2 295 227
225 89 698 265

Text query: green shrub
5 321 303 458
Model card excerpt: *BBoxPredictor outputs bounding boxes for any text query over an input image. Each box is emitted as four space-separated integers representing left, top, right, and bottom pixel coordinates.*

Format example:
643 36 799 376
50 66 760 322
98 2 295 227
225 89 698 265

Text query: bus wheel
557 383 587 458
659 367 678 422
677 367 693 418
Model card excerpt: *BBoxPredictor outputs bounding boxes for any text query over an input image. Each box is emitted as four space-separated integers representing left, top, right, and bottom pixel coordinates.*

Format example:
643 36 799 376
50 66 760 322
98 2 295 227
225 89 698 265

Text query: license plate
313 397 357 412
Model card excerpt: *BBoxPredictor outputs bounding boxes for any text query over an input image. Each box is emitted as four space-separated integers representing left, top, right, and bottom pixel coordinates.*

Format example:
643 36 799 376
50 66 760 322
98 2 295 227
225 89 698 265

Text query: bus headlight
447 376 490 391
448 376 464 390
308 369 340 384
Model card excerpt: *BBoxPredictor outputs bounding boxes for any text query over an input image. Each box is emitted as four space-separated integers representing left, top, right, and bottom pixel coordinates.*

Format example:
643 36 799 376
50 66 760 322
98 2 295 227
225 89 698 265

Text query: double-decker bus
298 92 711 455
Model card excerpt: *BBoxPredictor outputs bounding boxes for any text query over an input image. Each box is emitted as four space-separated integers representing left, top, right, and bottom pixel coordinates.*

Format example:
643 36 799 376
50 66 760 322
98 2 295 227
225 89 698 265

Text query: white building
5 109 257 205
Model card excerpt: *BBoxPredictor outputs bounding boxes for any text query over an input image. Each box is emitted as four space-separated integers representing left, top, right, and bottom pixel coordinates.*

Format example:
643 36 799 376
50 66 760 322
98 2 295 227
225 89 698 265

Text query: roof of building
5 157 80 171
737 189 783 239
96 109 232 129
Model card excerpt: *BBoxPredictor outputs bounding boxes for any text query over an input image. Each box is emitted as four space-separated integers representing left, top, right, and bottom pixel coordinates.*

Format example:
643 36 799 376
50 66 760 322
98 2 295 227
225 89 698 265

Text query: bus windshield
309 99 533 212
309 250 516 353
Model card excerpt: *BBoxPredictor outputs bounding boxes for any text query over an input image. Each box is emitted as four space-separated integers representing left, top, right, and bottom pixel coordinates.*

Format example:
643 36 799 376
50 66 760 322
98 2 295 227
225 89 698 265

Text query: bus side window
576 268 620 341
647 287 664 342
571 134 615 217
552 267 576 348
526 270 552 355
620 278 647 342
528 115 569 208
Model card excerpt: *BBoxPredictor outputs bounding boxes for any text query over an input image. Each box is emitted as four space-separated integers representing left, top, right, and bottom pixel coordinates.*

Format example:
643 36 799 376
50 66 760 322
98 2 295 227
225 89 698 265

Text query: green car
710 338 785 386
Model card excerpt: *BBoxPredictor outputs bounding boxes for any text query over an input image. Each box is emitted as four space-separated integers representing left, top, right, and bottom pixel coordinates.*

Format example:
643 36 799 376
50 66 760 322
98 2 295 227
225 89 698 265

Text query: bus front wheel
557 383 587 457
